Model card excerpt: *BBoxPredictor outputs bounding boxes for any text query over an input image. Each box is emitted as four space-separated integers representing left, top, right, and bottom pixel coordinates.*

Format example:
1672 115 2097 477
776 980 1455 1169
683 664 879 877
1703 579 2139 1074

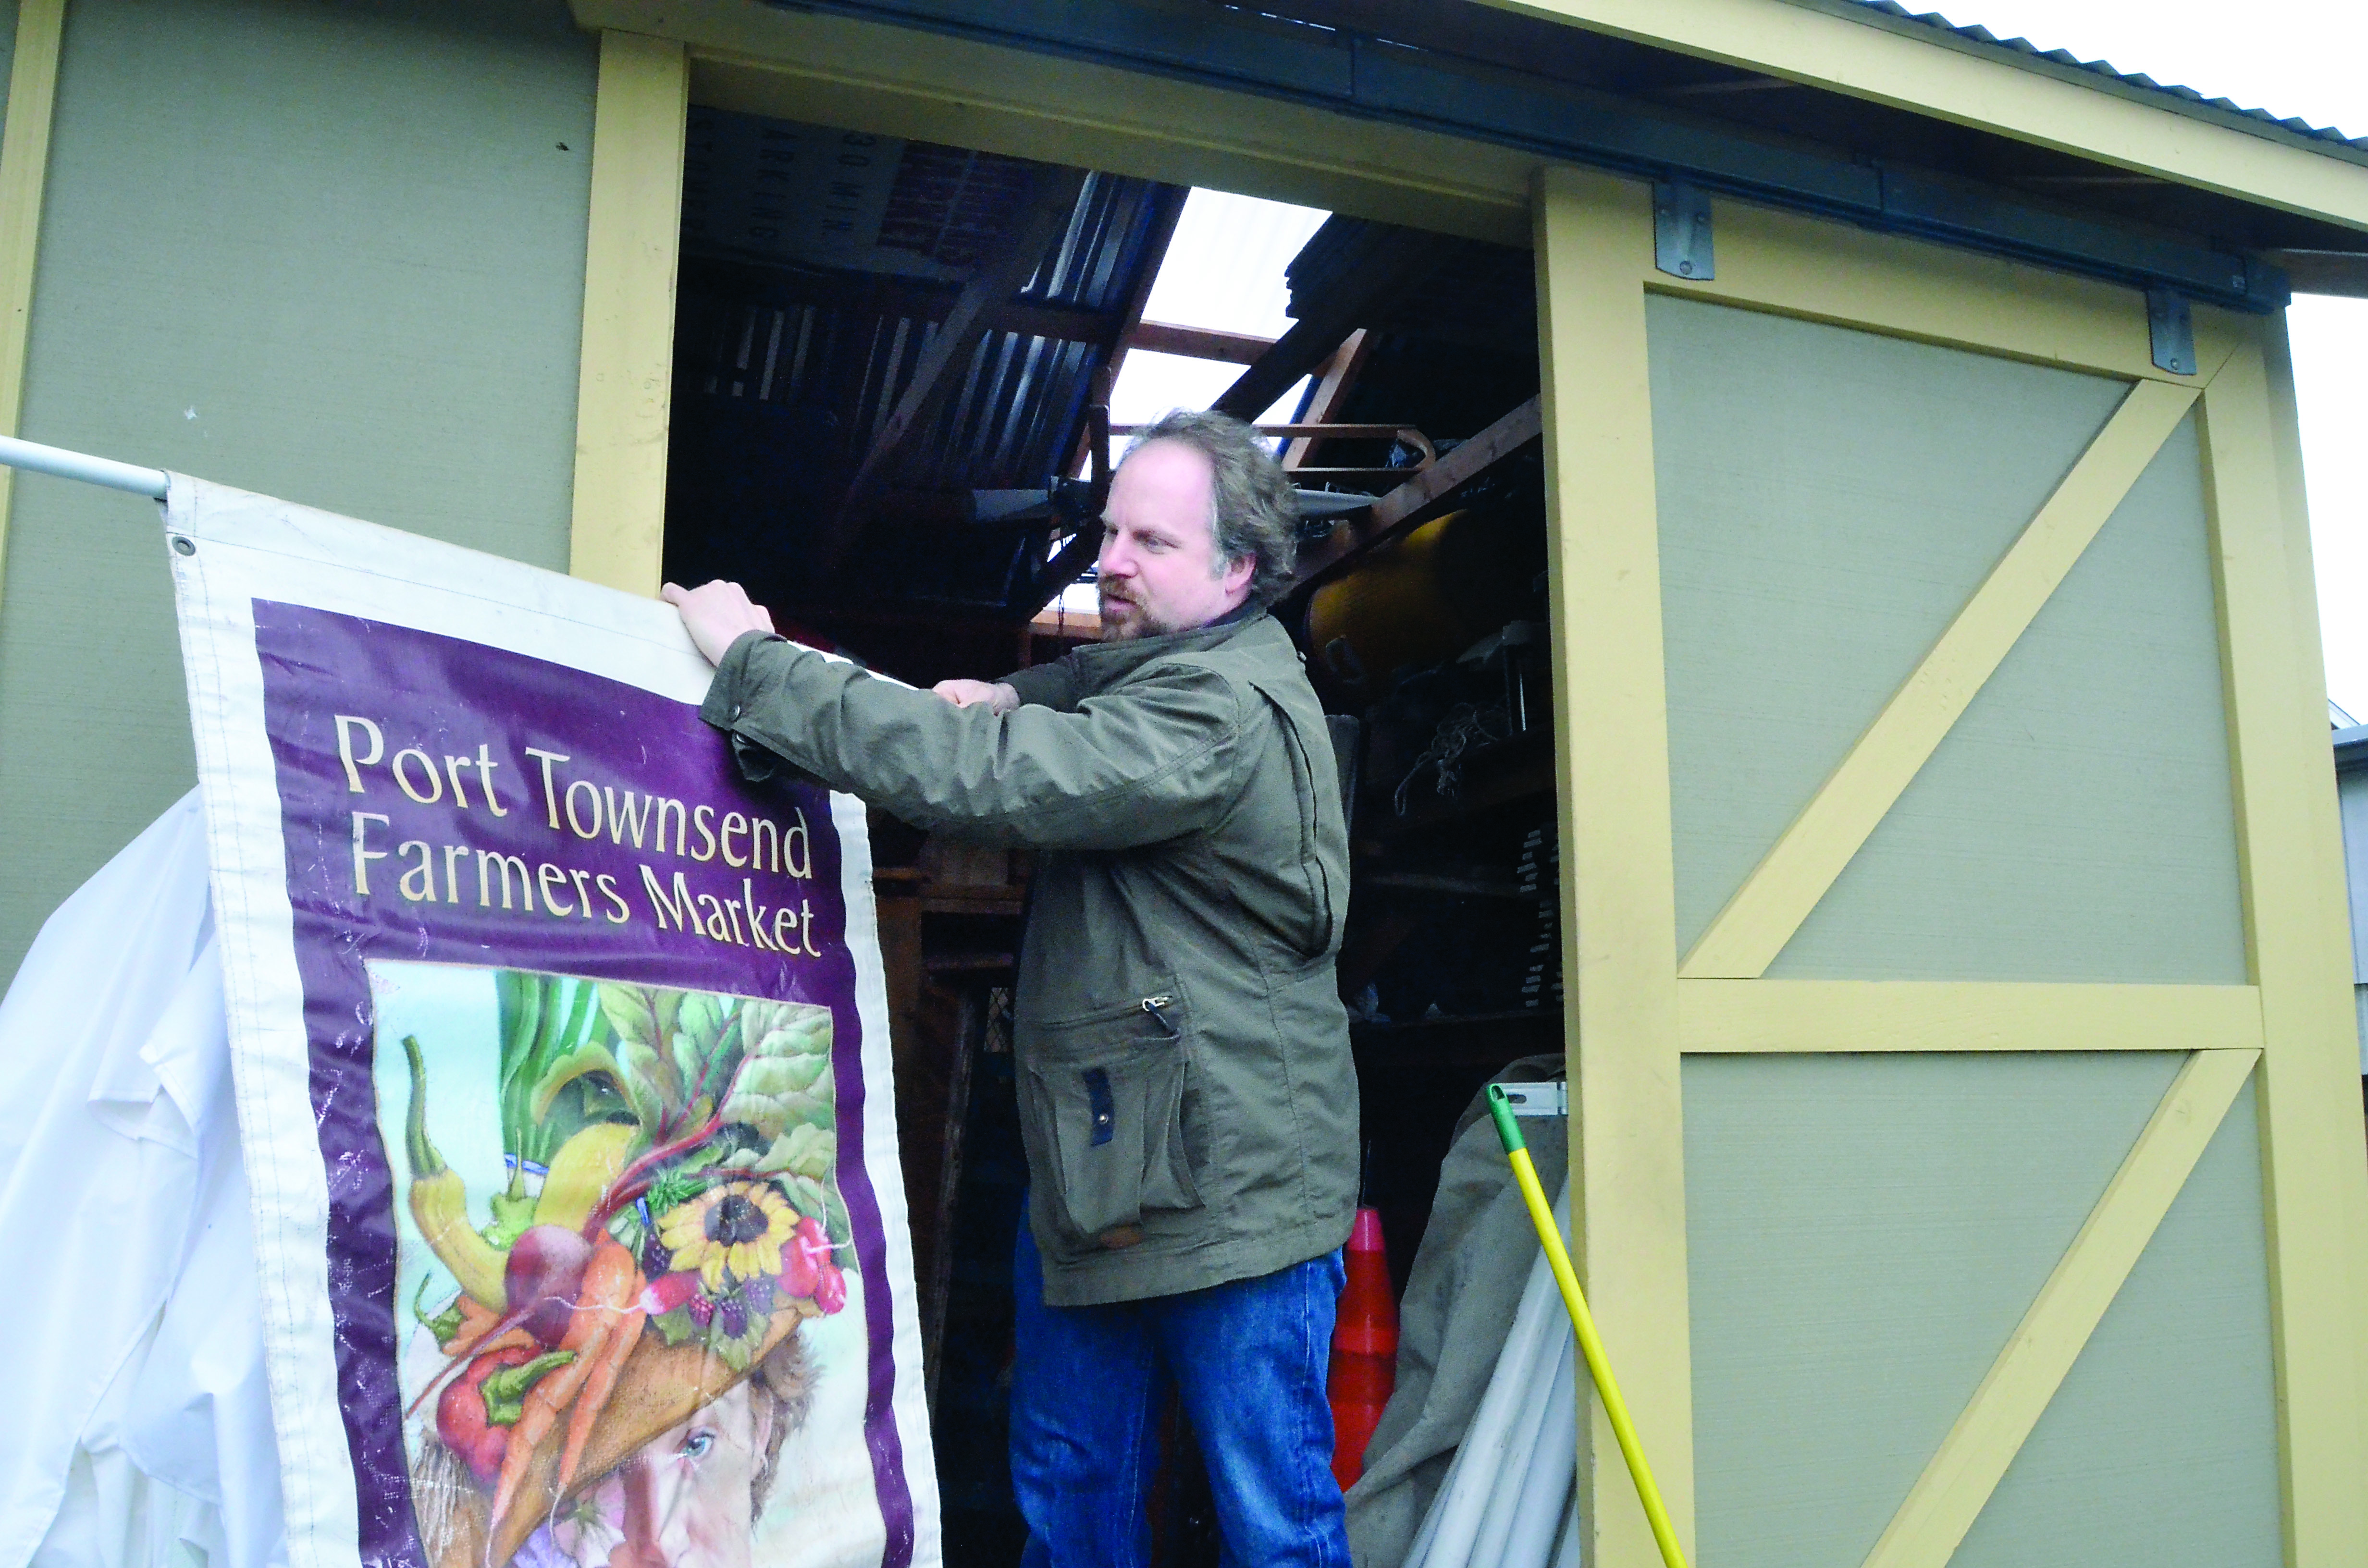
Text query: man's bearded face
1095 439 1256 641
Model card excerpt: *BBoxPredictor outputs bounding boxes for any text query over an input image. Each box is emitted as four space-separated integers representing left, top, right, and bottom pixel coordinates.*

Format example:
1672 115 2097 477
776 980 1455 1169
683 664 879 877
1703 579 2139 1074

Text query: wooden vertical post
569 30 687 597
0 0 68 617
1533 163 1696 1568
2198 316 2368 1567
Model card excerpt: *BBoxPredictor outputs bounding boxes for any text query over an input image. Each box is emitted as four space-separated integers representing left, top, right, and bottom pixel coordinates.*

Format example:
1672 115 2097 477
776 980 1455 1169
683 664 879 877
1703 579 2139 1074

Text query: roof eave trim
1471 0 2368 235
1811 0 2368 168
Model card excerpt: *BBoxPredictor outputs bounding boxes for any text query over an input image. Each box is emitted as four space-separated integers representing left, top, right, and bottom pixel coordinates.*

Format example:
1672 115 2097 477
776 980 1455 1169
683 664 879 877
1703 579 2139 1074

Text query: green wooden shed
0 3 2363 1566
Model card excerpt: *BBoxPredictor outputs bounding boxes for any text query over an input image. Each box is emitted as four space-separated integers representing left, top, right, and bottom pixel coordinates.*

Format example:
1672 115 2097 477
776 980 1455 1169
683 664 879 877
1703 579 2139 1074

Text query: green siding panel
1682 1051 2181 1568
0 0 595 981
1773 412 2245 980
1649 296 2125 960
1952 1076 2280 1567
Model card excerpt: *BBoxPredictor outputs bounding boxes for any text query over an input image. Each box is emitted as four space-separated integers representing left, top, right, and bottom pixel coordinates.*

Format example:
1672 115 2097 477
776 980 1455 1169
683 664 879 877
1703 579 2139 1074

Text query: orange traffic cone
1329 1206 1399 1489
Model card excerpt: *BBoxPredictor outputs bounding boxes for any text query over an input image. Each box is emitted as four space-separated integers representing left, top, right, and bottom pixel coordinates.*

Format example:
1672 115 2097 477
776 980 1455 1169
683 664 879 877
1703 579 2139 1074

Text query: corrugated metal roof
1845 2 2368 156
680 123 1171 495
667 110 1184 613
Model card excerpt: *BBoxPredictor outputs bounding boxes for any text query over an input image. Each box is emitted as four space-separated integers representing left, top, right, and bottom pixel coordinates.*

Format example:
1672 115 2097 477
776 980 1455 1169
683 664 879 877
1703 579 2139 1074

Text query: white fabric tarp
1345 1061 1573 1568
0 791 285 1568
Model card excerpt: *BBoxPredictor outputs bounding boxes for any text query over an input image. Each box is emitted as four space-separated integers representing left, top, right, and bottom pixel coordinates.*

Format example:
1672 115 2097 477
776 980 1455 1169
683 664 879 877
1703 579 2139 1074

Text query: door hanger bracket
1490 1079 1568 1119
2146 288 2196 377
1654 180 1715 281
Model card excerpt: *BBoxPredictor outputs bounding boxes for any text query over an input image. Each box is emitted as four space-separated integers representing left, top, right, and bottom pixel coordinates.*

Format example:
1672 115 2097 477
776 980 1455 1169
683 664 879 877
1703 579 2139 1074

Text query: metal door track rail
767 0 2286 311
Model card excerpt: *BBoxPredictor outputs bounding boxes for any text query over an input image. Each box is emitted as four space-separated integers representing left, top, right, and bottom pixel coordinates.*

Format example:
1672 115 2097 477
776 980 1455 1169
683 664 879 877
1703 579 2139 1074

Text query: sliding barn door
1532 166 2368 1568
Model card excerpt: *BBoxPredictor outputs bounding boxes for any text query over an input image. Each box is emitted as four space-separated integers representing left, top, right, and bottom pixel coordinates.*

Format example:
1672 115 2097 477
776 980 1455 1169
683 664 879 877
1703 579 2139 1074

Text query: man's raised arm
696 626 1246 853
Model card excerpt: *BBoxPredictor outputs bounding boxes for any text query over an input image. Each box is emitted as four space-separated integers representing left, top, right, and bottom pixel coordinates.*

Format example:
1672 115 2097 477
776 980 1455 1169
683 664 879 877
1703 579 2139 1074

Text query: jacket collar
1065 605 1279 696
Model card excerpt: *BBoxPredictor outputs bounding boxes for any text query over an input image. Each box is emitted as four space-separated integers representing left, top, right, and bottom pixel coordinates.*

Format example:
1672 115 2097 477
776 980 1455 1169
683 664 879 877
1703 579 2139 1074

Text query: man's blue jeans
1011 1219 1352 1568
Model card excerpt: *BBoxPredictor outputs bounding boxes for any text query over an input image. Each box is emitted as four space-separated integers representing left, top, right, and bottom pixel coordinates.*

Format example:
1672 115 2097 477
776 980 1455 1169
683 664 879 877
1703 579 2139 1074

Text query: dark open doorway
663 104 1557 1568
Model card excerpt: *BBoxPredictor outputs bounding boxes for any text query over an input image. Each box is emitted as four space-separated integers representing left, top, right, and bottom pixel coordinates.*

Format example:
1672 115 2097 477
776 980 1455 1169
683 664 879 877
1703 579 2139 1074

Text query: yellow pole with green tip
1486 1083 1691 1568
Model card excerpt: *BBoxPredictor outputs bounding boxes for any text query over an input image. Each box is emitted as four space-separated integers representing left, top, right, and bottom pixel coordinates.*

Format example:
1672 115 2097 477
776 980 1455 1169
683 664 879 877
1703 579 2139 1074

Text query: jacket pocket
1020 994 1200 1240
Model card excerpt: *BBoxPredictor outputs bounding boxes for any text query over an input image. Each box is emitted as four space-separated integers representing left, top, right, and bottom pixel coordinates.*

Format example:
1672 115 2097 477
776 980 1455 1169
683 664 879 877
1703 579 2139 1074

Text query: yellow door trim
1681 376 2200 979
1478 0 2368 234
1677 980 2264 1054
2198 328 2368 1565
568 29 687 598
1535 163 1696 1568
1638 184 2356 1557
1859 1046 2260 1568
1643 197 2236 386
0 0 68 619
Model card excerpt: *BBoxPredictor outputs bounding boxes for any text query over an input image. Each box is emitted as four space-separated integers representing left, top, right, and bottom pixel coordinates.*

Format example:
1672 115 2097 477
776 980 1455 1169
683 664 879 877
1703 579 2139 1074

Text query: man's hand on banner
662 579 777 665
932 679 1019 714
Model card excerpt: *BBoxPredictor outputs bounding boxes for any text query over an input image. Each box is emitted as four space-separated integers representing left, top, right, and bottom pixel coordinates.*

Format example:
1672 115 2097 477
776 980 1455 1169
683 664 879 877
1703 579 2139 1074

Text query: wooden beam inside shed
2268 249 2368 298
1284 329 1371 470
1655 75 1801 97
1071 181 1190 476
987 298 1125 343
1290 394 1542 586
1125 320 1278 363
1039 181 1188 606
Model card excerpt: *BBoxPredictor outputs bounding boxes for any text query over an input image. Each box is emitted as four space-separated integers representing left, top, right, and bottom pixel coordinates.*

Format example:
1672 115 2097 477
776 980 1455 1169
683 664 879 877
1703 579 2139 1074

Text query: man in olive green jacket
669 410 1357 1568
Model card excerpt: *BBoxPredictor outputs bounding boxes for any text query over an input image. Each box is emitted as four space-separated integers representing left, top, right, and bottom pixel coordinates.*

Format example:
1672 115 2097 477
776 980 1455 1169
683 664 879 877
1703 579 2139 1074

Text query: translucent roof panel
1137 189 1331 337
1103 188 1332 463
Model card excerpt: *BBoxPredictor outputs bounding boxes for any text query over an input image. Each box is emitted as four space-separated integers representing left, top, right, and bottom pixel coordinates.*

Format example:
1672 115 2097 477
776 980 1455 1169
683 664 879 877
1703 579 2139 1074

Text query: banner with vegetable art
164 477 937 1568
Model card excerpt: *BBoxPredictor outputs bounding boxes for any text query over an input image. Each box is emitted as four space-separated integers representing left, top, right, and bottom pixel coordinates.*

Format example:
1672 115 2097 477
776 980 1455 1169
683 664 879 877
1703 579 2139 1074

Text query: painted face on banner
534 1365 795 1568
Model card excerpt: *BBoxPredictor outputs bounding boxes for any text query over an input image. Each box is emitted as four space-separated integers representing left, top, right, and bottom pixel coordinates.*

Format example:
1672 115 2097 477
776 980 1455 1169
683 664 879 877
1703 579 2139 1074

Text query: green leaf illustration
720 1004 834 1141
770 1170 830 1224
492 971 621 1167
726 1120 837 1182
599 984 691 1137
673 993 736 1097
824 1185 859 1267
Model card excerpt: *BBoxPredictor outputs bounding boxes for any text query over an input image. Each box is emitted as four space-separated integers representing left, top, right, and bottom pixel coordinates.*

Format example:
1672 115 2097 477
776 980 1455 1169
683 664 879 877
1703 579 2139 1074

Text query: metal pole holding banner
0 432 169 498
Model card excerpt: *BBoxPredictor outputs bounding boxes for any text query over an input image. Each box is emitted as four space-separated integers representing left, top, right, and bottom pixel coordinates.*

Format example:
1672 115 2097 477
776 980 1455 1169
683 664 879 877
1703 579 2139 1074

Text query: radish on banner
164 477 937 1568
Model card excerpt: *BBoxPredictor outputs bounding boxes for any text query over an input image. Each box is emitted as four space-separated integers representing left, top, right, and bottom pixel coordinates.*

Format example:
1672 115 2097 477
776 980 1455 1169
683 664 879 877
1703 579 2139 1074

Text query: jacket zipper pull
1141 995 1180 1040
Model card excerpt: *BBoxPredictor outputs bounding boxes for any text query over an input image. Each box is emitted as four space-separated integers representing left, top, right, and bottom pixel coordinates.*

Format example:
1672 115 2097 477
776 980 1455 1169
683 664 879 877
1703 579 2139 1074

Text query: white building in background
2337 708 2368 1075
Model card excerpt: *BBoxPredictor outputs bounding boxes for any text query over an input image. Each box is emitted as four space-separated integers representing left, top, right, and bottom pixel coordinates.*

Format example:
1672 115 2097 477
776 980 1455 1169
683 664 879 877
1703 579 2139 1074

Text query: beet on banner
164 477 937 1568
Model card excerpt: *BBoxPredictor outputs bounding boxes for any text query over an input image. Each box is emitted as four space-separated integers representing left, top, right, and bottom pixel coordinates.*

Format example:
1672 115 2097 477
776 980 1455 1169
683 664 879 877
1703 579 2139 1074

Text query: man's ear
1220 552 1256 598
